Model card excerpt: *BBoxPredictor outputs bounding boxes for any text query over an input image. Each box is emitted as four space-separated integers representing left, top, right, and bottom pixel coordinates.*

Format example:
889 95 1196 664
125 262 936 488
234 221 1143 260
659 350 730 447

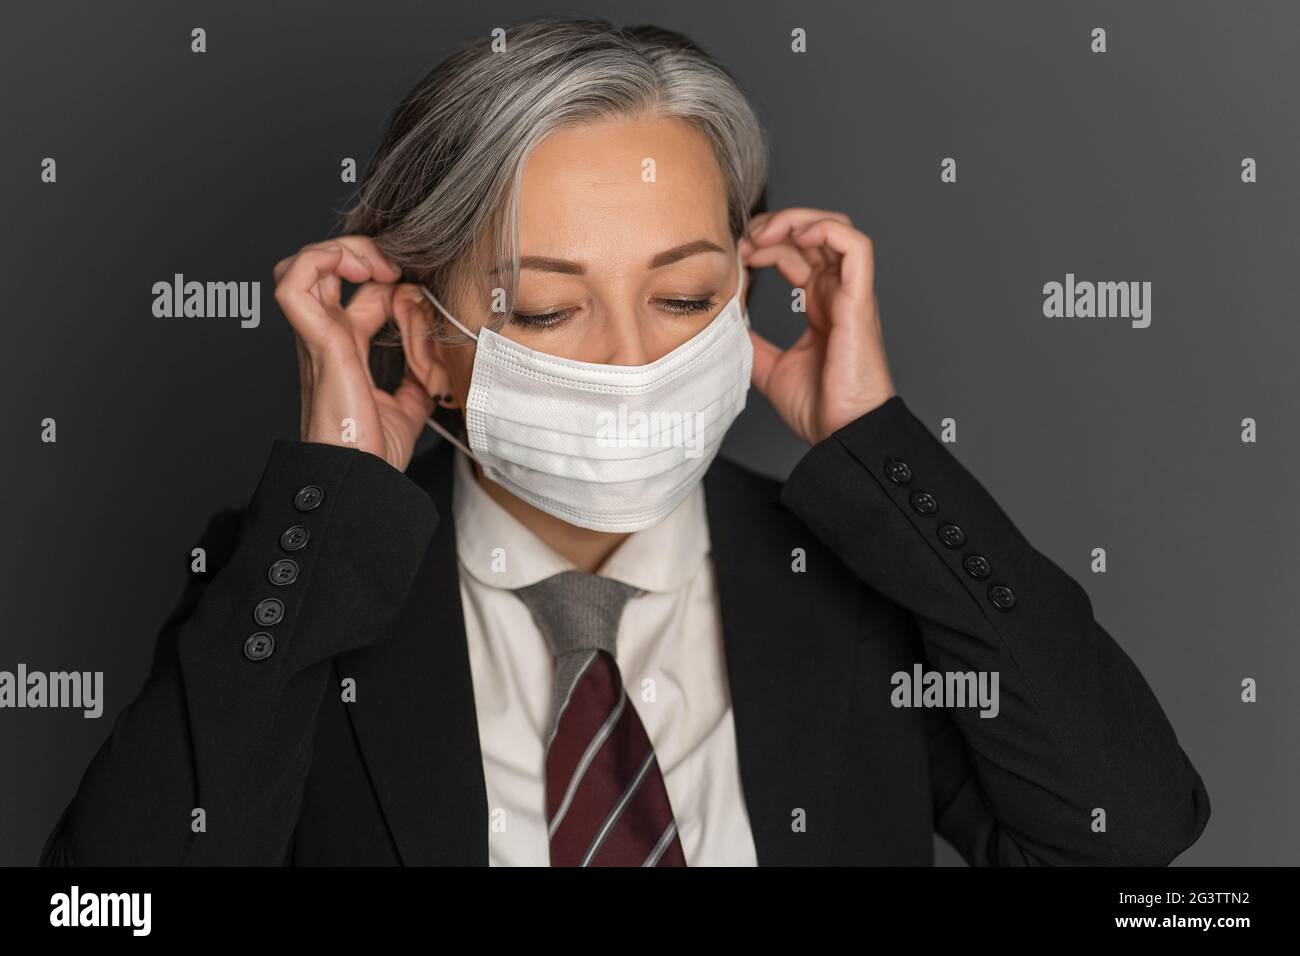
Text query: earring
437 392 457 408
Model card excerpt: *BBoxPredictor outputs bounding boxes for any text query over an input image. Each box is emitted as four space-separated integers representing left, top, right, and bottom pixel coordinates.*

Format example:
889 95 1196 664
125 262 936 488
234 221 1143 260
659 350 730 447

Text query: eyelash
510 297 716 329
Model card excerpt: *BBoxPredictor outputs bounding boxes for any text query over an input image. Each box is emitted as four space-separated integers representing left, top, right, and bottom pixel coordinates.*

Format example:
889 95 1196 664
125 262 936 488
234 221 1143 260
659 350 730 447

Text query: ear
392 284 454 401
736 238 753 309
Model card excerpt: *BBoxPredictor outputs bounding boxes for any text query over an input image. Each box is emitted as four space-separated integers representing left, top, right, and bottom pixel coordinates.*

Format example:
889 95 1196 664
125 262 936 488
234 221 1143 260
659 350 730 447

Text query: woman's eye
656 297 715 315
509 297 715 328
510 308 574 329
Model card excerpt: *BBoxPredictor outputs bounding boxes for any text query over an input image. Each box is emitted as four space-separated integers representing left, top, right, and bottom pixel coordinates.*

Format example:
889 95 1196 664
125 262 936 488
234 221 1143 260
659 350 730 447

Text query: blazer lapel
703 456 862 866
336 438 489 865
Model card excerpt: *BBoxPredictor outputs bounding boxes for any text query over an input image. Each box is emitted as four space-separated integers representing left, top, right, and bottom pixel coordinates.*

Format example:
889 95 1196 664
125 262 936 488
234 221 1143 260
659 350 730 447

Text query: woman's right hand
273 236 437 473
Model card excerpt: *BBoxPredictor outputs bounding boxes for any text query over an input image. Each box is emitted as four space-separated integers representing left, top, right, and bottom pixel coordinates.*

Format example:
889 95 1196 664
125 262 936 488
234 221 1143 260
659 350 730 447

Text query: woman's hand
741 208 897 446
273 236 436 472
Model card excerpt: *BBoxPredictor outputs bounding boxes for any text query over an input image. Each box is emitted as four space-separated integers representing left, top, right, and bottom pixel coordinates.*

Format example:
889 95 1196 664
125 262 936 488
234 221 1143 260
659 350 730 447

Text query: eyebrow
493 239 727 275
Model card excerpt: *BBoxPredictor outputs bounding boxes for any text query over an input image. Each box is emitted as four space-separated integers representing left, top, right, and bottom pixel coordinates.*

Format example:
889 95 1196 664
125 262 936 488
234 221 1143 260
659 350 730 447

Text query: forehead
517 115 731 257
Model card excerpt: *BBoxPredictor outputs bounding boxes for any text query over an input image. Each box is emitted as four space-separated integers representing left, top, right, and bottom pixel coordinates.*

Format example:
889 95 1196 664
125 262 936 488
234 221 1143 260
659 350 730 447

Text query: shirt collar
450 448 710 593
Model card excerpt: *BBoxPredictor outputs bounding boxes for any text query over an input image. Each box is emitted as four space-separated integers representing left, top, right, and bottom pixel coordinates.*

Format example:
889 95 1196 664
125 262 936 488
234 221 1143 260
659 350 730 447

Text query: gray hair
339 16 768 366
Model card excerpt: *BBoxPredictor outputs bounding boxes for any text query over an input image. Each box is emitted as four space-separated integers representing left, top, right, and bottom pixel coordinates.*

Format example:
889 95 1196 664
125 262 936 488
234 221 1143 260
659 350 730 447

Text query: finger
745 210 777 237
343 280 399 337
747 208 848 242
273 240 348 284
790 220 874 301
749 208 852 245
741 240 815 290
274 246 350 340
303 241 371 307
274 243 374 340
273 242 372 303
273 238 390 291
273 254 295 284
331 235 404 282
310 237 402 303
743 231 834 278
750 216 841 276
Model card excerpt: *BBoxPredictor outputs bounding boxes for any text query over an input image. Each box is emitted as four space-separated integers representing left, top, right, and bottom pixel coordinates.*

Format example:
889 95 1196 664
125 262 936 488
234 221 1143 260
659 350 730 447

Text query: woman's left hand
741 207 897 446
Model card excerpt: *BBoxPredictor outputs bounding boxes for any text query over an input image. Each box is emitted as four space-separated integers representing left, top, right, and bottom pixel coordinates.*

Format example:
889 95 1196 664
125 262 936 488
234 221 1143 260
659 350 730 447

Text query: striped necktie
513 570 687 867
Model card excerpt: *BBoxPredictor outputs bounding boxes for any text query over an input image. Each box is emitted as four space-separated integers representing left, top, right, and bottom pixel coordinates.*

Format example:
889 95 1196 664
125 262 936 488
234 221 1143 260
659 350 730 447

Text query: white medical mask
420 250 753 532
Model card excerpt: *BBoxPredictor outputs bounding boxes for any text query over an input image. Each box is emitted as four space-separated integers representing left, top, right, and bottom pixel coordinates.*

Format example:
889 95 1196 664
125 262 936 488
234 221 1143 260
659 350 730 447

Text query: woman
42 17 1208 866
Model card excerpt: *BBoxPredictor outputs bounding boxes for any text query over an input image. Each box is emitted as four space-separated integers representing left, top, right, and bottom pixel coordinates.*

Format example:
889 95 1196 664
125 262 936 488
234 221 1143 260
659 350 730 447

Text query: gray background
2 0 1296 866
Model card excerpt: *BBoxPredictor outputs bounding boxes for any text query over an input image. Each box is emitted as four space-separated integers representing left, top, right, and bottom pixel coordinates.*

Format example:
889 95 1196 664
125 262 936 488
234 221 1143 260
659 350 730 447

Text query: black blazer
40 396 1210 866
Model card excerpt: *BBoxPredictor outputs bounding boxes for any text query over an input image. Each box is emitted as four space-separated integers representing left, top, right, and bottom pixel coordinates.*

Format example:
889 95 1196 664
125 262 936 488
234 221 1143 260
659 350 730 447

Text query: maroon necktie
514 570 687 867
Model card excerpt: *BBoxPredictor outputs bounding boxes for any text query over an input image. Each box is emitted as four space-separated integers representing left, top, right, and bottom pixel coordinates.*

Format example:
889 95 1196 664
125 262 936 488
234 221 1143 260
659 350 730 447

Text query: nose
595 308 656 367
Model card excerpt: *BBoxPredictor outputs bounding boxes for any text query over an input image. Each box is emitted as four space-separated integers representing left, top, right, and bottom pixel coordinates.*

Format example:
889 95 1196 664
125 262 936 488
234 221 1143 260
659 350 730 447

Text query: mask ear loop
419 286 479 341
733 246 751 328
417 285 479 461
424 410 476 460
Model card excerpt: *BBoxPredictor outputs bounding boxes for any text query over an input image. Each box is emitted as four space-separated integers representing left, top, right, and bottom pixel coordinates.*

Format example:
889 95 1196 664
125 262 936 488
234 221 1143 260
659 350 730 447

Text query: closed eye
510 296 717 329
509 307 575 329
657 296 715 315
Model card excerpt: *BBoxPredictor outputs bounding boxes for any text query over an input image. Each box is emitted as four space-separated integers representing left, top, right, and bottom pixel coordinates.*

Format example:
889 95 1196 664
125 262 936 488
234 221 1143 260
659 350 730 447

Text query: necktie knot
513 570 642 660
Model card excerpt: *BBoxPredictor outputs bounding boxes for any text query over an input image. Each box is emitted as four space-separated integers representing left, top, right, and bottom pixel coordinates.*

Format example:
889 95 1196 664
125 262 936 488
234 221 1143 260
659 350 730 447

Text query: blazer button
988 584 1016 610
963 554 991 580
884 458 913 485
268 558 299 587
294 485 324 512
253 597 285 626
244 632 275 661
909 491 938 516
280 525 310 552
937 523 965 548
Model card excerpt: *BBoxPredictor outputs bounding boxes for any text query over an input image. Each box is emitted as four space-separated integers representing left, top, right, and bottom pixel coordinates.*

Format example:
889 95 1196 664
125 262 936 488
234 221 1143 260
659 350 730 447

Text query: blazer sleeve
778 395 1211 866
39 439 438 865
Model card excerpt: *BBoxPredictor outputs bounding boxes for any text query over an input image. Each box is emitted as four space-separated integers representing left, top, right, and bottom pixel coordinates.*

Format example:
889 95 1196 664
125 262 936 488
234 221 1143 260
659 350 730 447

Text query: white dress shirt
449 448 759 866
